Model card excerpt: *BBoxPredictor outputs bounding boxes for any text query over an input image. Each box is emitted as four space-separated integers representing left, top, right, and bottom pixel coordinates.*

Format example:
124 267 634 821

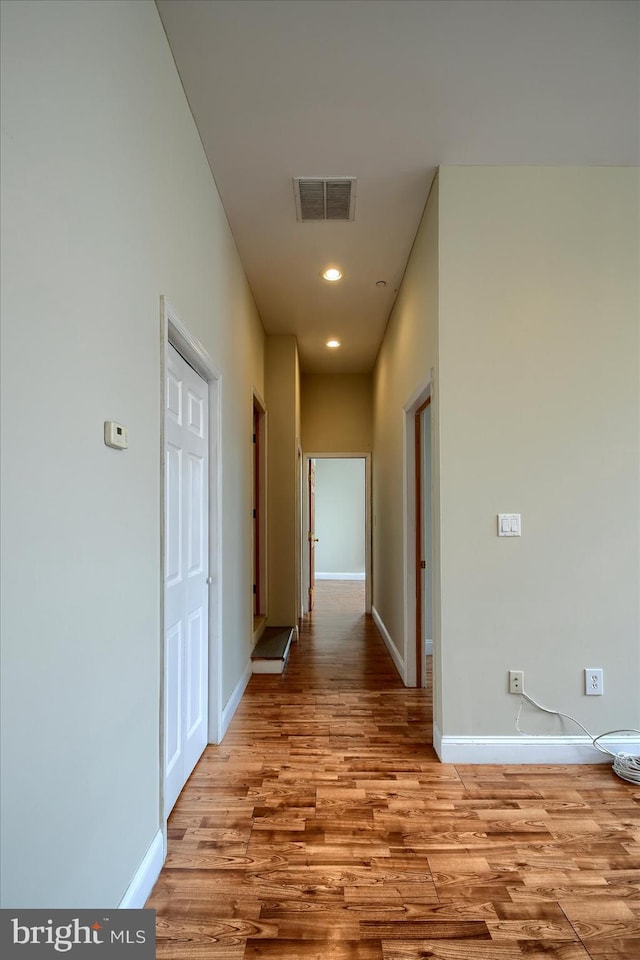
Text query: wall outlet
585 668 603 696
509 670 524 694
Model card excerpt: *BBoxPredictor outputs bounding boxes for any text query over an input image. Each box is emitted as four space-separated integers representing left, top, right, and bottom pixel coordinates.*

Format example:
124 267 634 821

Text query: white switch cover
498 513 521 536
104 421 129 450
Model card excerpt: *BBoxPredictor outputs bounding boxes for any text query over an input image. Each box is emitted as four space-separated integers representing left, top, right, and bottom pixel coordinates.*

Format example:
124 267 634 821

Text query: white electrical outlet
585 668 603 696
509 670 524 694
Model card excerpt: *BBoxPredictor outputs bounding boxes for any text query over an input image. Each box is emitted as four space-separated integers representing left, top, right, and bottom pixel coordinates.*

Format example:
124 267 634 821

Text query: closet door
164 344 209 818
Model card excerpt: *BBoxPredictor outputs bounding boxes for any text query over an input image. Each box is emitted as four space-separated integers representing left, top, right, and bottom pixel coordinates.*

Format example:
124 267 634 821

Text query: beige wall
437 166 639 737
373 166 639 747
302 373 373 452
266 335 301 625
0 0 264 907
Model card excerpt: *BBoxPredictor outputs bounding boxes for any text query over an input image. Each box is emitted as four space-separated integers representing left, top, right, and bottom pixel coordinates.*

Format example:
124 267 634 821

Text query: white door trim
301 452 372 614
160 297 222 840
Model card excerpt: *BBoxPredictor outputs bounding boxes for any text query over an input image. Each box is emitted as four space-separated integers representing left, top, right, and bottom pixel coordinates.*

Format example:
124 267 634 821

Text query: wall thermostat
104 421 129 450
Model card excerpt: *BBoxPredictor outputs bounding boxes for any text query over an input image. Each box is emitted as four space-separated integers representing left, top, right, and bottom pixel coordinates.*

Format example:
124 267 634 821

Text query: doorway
302 453 371 615
252 392 267 630
404 381 433 689
415 397 432 687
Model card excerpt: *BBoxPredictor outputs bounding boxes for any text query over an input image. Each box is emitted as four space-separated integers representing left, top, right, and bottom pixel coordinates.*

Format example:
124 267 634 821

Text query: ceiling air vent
293 177 356 222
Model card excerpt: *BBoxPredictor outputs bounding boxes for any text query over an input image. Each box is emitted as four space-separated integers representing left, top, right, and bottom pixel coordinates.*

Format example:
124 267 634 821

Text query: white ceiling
157 0 639 373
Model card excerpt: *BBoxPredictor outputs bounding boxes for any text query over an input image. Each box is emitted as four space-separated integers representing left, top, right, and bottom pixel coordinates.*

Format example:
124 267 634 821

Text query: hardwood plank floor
147 581 640 959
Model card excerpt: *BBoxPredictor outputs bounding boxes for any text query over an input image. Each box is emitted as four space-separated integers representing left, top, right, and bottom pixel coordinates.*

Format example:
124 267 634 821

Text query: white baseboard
221 660 251 740
433 724 640 764
315 572 366 581
371 606 405 683
118 829 164 908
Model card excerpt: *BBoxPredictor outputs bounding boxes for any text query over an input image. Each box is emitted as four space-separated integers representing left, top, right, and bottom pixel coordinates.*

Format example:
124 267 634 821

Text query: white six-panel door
164 344 209 819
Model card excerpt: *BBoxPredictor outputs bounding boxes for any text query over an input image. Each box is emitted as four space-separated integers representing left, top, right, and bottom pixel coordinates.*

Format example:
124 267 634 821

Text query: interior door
308 458 317 611
165 344 209 818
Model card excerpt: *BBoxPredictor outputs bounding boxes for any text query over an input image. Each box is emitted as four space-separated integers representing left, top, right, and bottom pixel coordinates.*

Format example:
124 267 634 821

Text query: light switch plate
498 513 521 536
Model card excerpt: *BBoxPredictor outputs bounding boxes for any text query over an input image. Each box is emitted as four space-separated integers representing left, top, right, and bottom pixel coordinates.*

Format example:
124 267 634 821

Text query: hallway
148 583 640 959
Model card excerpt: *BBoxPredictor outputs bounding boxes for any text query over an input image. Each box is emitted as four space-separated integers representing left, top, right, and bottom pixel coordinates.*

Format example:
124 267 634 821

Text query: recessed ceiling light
322 267 342 282
376 279 387 287
326 339 341 349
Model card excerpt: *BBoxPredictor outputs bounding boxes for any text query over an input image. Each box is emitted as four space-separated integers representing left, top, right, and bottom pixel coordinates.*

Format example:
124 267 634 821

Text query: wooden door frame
308 458 316 611
414 397 431 688
253 404 261 617
403 378 433 689
252 390 267 629
160 297 222 848
296 441 303 621
301 453 372 614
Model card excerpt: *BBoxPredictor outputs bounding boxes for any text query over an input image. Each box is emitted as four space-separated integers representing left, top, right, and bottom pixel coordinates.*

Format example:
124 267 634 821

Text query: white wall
314 459 366 577
0 0 264 908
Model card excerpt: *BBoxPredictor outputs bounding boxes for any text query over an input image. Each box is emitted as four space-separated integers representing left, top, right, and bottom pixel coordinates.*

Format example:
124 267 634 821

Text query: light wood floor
147 581 640 959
